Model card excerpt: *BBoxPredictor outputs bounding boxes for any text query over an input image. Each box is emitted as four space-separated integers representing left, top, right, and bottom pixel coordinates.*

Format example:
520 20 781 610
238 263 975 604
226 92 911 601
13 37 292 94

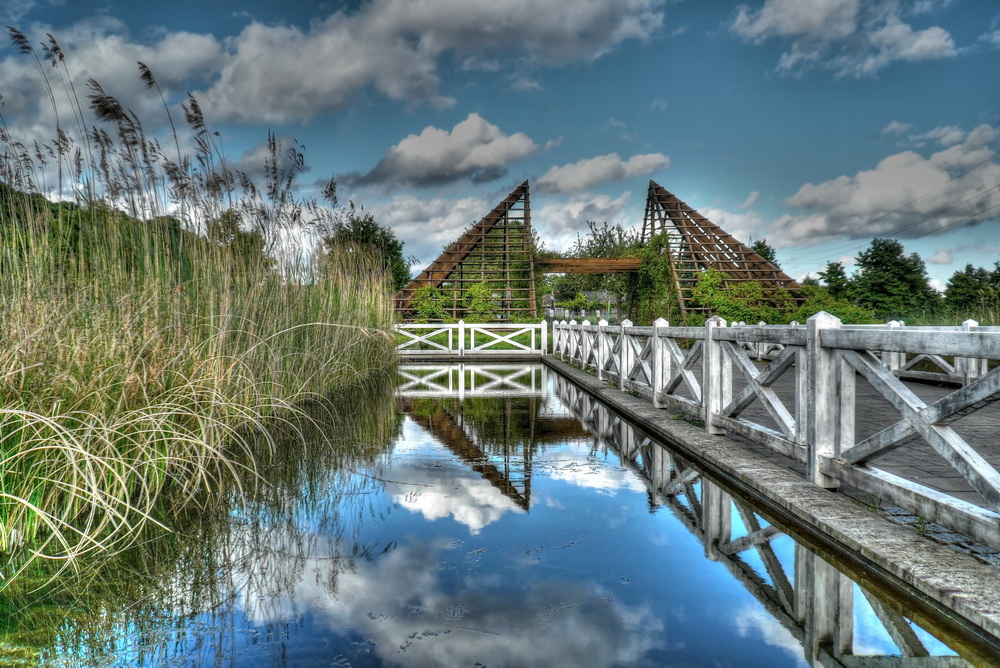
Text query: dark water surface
2 364 978 666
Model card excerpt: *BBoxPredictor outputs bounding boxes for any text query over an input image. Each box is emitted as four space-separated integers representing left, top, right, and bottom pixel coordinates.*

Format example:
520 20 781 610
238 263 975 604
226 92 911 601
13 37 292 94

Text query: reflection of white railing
552 313 1000 550
397 363 547 398
396 320 547 357
552 372 957 665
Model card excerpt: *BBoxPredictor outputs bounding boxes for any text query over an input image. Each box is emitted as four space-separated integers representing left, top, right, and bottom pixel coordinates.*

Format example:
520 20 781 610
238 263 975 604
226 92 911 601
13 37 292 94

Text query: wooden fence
395 320 547 357
551 313 1000 549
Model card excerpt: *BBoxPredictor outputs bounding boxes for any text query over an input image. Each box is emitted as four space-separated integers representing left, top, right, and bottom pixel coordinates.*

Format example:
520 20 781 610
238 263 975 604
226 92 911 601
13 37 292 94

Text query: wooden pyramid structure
641 180 804 318
394 181 535 321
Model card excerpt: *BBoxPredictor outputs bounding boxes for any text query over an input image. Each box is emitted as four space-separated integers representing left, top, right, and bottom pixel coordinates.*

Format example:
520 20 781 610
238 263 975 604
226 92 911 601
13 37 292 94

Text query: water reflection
0 363 991 665
551 371 986 666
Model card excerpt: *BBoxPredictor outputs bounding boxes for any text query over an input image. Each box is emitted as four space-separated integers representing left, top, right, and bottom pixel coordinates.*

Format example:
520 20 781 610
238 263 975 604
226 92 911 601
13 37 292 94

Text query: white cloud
2 1 667 127
908 125 965 147
510 77 543 92
738 191 760 210
370 193 492 266
880 120 912 135
537 153 669 194
536 192 632 251
699 206 769 249
730 0 957 77
771 124 1000 244
0 19 223 144
199 0 666 122
928 249 953 264
650 98 669 112
349 113 536 187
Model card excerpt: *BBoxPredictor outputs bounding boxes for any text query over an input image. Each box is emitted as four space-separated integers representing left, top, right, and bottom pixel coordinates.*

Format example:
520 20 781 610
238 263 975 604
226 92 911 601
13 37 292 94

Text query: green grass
0 31 397 587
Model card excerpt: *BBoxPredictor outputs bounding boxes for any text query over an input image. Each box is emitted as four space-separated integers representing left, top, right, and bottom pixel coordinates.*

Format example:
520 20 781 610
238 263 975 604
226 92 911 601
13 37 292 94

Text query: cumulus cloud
537 153 669 194
738 191 760 210
908 125 965 147
771 124 1000 244
200 0 666 122
2 1 666 127
730 0 957 77
880 120 912 135
928 249 953 264
370 193 493 267
536 192 633 251
0 19 223 145
698 206 769 249
347 114 536 187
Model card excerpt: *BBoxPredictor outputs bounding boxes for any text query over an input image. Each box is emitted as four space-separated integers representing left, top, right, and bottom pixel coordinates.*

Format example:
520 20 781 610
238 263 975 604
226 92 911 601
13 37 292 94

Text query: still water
1 363 983 666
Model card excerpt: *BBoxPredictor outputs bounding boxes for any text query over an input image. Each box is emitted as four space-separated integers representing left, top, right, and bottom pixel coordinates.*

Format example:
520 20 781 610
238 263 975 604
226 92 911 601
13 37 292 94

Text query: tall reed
0 29 396 585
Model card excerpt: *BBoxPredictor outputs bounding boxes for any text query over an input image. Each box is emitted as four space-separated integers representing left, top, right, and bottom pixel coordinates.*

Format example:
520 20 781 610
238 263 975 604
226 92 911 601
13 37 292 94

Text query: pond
0 363 984 666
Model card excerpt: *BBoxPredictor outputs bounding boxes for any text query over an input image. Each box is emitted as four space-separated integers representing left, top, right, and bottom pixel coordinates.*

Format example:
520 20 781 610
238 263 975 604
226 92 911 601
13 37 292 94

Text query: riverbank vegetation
548 221 998 326
0 30 396 587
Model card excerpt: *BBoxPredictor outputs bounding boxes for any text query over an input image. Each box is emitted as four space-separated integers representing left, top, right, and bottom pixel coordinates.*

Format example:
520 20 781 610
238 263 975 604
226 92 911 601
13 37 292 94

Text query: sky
1 0 999 290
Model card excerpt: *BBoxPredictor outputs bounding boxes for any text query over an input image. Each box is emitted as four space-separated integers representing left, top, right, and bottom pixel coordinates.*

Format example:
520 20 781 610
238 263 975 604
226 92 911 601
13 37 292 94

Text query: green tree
322 207 411 291
944 264 996 312
849 238 939 320
749 238 780 269
818 261 851 300
691 266 795 324
463 281 497 321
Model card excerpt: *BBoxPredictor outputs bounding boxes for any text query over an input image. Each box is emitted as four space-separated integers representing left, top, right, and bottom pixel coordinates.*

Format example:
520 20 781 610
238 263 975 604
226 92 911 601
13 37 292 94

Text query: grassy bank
0 33 397 585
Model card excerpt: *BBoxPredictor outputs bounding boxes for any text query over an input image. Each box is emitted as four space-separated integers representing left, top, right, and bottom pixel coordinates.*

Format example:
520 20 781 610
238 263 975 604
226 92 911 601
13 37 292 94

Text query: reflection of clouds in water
240 538 666 667
387 419 523 534
391 468 523 534
541 451 647 496
733 604 804 664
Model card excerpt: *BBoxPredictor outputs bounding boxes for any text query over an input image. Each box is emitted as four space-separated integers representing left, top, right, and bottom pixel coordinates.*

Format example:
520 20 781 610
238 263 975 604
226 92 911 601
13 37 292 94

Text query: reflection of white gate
395 321 547 358
396 363 547 399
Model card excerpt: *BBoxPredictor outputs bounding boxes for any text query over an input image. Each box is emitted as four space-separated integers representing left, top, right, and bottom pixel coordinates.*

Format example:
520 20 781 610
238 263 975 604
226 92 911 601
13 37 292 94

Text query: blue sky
2 0 999 289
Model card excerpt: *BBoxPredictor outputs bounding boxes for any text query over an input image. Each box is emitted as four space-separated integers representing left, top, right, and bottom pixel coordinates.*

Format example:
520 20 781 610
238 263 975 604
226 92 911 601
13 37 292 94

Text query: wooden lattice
395 181 535 321
641 180 804 318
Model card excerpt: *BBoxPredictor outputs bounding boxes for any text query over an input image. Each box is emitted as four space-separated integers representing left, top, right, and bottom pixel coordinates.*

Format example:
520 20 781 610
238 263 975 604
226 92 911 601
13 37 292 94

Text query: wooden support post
619 319 634 391
581 320 592 371
703 316 730 435
458 319 465 357
652 318 668 408
540 319 548 356
806 311 842 489
569 319 578 362
957 319 986 386
882 320 904 375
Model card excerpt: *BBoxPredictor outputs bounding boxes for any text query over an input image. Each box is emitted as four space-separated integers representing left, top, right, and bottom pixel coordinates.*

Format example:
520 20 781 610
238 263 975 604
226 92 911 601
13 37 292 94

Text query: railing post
540 319 548 356
652 318 668 408
582 320 592 370
619 319 633 391
957 319 985 385
756 321 767 360
881 320 904 375
703 316 729 435
806 311 842 489
596 319 609 380
569 319 578 362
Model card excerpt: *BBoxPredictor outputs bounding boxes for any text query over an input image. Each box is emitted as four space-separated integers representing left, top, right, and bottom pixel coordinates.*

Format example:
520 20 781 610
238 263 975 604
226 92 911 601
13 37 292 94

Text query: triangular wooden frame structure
395 179 803 321
394 181 535 321
641 180 804 318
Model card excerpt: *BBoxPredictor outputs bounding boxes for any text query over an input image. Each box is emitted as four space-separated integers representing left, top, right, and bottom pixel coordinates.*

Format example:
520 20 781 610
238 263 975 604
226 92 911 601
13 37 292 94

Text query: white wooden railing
396 320 547 357
552 313 1000 549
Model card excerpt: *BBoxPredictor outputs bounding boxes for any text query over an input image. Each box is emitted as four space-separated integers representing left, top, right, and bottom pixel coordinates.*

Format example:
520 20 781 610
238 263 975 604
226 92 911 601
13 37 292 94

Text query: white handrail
551 313 1000 549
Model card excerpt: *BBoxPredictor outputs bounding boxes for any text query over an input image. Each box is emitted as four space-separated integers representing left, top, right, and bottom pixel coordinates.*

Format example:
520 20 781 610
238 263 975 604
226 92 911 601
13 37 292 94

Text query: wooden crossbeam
536 257 643 274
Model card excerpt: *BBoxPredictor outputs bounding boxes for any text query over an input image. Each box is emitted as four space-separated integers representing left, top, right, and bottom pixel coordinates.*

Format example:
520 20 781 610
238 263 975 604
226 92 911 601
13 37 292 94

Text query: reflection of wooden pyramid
642 180 803 318
394 181 535 320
